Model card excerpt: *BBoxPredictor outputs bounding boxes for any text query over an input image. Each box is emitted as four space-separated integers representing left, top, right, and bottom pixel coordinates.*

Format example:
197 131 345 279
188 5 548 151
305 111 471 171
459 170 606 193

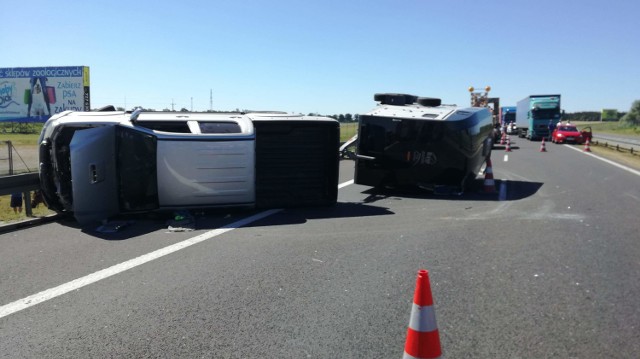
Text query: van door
70 126 119 225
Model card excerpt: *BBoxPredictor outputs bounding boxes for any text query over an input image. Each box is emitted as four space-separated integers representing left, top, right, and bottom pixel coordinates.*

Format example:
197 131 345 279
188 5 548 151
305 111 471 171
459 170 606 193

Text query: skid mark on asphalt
433 197 586 222
523 200 586 221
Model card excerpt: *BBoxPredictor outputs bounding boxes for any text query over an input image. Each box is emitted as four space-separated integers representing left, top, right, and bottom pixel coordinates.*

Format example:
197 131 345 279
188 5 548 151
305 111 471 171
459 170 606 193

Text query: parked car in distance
551 125 585 144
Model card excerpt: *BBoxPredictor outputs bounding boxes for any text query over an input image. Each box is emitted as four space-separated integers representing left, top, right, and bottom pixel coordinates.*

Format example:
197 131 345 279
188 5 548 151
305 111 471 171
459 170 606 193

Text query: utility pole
191 97 193 112
171 99 175 112
210 89 213 111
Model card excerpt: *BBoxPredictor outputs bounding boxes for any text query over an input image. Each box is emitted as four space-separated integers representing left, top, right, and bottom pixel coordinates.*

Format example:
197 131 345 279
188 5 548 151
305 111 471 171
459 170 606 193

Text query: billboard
0 66 90 123
601 109 618 122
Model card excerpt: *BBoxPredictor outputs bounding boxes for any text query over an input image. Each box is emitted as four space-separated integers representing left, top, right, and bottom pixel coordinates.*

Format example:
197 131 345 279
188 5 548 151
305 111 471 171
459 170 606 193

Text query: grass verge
583 142 640 171
0 194 54 225
340 122 358 142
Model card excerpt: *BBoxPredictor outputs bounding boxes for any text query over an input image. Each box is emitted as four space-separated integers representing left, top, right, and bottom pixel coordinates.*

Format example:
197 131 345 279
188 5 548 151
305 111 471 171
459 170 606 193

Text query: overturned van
38 108 339 225
355 93 494 191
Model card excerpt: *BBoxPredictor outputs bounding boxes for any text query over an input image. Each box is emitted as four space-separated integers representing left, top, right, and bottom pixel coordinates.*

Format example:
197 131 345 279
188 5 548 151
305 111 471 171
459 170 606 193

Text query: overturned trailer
355 93 494 191
38 108 339 225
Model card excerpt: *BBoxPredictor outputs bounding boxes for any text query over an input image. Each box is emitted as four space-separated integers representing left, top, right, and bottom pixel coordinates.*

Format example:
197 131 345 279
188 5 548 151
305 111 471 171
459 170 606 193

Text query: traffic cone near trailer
483 158 496 193
500 131 506 145
583 138 592 152
539 138 547 152
403 270 442 359
505 137 512 152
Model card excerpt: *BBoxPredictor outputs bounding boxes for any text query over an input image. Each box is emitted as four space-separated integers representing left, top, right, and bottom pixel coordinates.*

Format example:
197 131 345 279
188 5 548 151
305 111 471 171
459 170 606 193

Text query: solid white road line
338 179 354 189
0 179 357 319
0 209 281 319
565 145 640 177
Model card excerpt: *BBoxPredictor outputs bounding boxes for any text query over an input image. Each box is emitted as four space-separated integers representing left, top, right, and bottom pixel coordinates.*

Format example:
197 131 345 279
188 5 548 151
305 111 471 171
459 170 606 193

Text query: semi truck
499 106 516 127
515 95 561 140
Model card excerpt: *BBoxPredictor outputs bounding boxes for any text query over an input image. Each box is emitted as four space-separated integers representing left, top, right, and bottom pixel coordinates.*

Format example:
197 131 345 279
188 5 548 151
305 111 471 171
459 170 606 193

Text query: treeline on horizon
563 111 626 122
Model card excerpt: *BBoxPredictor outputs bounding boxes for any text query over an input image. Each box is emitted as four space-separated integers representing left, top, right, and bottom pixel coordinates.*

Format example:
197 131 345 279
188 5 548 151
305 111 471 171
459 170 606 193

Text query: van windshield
199 122 242 133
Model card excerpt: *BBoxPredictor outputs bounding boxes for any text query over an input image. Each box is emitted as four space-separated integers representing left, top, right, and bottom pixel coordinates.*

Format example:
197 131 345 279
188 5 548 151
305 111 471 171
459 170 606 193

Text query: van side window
199 122 242 133
137 121 191 133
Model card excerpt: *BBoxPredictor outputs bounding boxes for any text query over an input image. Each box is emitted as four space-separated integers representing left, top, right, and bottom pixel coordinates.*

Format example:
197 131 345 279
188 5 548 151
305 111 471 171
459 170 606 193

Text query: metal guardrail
0 173 40 216
593 134 640 147
592 140 638 155
0 173 40 196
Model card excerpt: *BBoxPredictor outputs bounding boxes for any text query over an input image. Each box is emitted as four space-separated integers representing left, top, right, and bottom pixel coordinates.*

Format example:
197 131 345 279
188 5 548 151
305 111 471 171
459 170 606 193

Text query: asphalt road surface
1 138 639 358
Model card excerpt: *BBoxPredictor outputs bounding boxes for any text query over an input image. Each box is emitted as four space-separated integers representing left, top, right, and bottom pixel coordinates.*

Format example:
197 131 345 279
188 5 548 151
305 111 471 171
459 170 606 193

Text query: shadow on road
18 179 542 240
357 178 543 204
244 202 395 228
73 201 395 240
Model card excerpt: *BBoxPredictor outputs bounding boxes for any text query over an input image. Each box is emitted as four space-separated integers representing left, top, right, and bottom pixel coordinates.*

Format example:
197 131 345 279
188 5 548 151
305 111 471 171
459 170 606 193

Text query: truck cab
499 106 516 131
516 95 561 140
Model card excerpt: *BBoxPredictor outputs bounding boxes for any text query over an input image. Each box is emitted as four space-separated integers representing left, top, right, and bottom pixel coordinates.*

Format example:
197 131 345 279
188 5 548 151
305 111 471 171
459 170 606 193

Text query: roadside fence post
23 190 33 217
7 141 13 175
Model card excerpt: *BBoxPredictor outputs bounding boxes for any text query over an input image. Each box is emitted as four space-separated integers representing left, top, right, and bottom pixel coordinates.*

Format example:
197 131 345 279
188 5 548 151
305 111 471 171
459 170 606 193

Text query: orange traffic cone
404 270 442 359
505 137 512 152
483 158 496 193
540 138 547 152
500 131 506 145
583 138 592 152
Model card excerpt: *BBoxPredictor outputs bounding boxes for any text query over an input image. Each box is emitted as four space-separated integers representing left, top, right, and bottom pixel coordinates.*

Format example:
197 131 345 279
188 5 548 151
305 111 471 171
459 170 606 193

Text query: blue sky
3 0 638 115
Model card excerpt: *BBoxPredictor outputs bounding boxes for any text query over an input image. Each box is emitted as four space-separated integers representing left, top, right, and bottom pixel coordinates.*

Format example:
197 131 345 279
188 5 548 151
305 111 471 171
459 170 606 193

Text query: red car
551 125 586 144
